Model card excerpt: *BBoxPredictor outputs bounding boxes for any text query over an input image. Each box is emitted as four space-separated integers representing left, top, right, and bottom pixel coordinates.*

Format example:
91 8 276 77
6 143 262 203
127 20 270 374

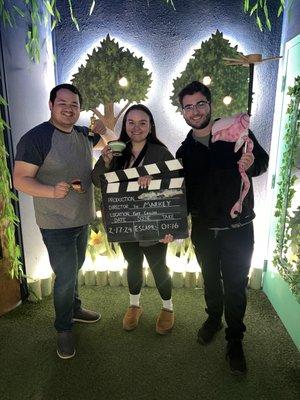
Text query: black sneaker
226 340 247 375
57 331 75 359
73 308 101 323
197 319 223 345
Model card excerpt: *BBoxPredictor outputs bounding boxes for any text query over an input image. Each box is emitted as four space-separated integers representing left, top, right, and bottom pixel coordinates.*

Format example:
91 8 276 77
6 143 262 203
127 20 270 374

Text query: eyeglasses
182 100 210 113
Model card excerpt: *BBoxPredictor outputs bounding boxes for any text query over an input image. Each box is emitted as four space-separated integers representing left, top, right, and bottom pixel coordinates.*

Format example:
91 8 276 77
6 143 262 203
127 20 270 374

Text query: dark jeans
191 219 254 341
40 225 88 332
120 242 172 300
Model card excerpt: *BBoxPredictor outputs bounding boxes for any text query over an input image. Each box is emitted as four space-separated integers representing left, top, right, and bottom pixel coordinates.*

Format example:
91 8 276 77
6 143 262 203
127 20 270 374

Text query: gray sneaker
57 331 76 359
73 308 101 323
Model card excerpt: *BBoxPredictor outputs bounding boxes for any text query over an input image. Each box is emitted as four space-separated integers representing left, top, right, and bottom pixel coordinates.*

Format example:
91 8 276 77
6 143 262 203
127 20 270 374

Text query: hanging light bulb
223 96 232 105
96 210 102 218
119 77 128 87
202 76 211 85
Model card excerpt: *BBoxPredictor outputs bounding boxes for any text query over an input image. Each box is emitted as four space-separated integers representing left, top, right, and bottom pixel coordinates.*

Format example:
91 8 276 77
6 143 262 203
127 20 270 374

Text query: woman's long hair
116 104 166 169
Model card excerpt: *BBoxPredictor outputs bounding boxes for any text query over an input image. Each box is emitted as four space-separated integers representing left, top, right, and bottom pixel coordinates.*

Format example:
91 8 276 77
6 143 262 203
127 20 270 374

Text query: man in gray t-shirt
13 83 110 360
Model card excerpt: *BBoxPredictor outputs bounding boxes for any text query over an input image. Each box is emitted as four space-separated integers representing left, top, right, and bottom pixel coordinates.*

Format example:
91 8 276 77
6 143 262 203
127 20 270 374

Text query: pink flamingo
211 113 254 219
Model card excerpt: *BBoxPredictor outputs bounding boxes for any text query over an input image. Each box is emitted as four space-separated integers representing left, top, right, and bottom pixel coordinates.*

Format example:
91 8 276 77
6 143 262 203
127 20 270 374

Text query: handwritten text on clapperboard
100 160 189 242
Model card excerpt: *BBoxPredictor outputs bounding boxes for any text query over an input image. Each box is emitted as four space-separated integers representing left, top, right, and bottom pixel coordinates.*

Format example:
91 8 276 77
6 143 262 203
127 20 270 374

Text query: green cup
108 140 126 156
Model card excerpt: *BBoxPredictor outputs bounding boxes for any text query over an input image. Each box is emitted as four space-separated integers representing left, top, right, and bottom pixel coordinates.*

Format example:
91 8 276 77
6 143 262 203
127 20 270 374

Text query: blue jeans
40 225 88 332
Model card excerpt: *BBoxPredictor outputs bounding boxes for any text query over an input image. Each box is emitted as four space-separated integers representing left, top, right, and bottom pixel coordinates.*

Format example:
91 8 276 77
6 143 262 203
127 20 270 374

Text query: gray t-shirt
192 131 210 147
15 121 100 229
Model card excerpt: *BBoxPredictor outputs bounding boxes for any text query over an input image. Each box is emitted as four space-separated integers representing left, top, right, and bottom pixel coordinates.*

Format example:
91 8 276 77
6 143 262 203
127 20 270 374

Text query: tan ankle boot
123 306 143 331
156 308 174 335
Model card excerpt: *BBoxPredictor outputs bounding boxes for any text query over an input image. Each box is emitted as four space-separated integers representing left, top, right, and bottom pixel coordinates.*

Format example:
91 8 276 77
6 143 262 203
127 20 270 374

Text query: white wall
1 1 55 278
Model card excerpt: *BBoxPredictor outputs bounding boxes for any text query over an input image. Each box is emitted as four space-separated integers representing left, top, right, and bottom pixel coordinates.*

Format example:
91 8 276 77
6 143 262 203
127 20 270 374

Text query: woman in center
92 104 175 334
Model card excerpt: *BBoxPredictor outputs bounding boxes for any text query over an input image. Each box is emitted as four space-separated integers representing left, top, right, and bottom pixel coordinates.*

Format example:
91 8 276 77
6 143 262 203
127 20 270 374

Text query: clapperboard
100 159 189 242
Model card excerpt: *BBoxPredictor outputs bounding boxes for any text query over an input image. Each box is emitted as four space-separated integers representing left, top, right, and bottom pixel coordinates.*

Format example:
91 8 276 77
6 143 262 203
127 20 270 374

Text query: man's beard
186 111 211 130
